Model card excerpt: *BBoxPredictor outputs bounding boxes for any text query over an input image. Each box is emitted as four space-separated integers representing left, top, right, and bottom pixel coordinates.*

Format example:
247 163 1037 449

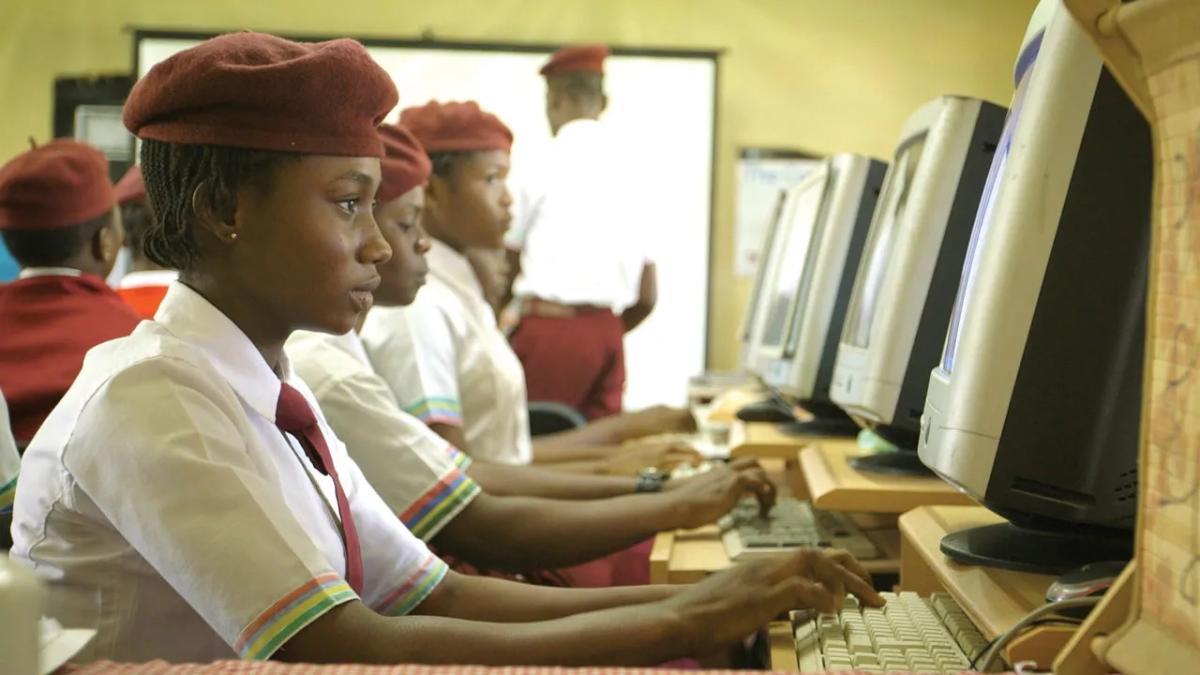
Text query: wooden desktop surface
800 440 978 513
899 505 1058 640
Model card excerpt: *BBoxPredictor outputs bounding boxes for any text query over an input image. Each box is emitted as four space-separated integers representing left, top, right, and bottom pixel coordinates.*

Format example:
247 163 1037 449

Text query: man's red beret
123 32 398 157
376 123 432 204
399 101 513 154
113 164 146 206
0 139 115 231
539 44 609 77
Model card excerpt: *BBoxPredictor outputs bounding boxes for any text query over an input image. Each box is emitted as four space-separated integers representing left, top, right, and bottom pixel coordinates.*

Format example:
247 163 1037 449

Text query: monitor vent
1011 477 1096 508
1113 467 1138 503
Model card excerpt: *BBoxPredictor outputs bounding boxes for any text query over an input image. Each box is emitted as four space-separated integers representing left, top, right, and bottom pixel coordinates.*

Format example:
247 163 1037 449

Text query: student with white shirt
506 44 655 420
0 139 141 446
112 164 178 318
10 33 880 665
1 386 20 548
291 123 777 583
362 100 695 470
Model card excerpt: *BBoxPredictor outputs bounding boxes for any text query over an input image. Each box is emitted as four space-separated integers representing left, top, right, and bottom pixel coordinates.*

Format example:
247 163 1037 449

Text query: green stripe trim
385 561 448 617
242 587 357 660
408 479 481 539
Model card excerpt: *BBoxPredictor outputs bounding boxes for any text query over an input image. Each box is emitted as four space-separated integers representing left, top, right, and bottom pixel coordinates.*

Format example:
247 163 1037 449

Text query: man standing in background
507 44 657 421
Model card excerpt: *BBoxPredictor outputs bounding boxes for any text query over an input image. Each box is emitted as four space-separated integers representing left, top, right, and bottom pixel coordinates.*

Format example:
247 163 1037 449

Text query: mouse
735 399 795 423
1045 560 1127 617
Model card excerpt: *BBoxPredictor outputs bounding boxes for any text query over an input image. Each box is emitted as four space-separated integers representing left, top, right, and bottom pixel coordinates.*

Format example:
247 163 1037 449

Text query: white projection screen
135 32 716 411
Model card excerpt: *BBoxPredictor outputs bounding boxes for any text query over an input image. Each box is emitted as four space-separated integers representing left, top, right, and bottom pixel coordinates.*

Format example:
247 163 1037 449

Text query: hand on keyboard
665 548 884 655
603 441 704 476
615 405 698 442
668 458 777 529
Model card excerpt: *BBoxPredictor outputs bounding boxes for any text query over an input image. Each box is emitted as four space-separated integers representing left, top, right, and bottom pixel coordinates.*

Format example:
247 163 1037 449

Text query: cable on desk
975 597 1101 672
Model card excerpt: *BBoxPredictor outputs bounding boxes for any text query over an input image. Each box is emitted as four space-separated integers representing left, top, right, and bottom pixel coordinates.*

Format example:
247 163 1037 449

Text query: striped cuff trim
405 398 463 425
235 573 357 660
0 474 17 515
444 444 472 471
374 553 448 616
400 469 481 540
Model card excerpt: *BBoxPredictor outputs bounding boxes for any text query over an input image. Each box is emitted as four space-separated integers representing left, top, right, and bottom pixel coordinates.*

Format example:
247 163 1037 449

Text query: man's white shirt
509 118 653 311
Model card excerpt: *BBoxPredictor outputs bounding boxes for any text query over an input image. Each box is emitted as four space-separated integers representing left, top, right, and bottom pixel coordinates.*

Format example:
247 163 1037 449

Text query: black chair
527 401 587 436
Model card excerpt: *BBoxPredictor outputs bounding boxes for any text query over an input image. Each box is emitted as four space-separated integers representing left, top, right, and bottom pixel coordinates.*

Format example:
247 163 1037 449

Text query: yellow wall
0 0 1036 369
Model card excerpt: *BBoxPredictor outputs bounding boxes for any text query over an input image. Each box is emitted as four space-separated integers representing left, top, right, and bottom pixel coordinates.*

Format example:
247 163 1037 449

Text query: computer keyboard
719 498 879 561
792 592 991 673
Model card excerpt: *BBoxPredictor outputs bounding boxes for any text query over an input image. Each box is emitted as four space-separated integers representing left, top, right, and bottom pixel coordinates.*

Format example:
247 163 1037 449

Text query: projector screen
134 32 716 410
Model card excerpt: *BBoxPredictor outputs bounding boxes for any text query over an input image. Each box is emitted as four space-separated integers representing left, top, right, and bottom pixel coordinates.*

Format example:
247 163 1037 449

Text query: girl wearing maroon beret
362 102 700 474
11 33 880 666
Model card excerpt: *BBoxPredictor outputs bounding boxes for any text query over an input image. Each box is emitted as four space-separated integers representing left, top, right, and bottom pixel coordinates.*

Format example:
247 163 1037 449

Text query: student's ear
425 174 451 214
93 205 125 270
191 180 241 245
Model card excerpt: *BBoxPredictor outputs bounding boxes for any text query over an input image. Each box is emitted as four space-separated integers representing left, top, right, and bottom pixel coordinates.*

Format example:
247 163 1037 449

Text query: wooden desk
900 505 1070 669
650 522 903 585
728 420 824 461
800 440 977 513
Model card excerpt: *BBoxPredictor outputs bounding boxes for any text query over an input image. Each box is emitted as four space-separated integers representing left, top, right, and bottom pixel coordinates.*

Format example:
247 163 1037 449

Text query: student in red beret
11 33 879 665
112 164 178 318
0 139 141 446
506 44 658 420
362 100 697 473
291 123 778 589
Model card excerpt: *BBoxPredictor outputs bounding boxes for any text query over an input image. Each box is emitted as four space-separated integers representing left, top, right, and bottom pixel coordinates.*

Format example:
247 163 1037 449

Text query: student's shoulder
29 323 234 460
288 331 370 393
74 323 233 415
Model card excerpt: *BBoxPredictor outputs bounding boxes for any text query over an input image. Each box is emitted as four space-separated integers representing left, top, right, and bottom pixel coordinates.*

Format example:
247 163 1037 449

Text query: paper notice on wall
735 149 820 278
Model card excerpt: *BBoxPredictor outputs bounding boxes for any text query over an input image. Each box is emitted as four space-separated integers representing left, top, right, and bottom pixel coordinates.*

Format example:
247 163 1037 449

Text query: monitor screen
840 134 928 349
759 172 830 349
739 190 788 345
941 37 1040 374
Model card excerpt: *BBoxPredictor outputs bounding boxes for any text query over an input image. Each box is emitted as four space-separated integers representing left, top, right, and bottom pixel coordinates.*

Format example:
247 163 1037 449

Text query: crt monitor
738 190 791 374
756 153 887 436
830 94 1006 477
917 0 1152 575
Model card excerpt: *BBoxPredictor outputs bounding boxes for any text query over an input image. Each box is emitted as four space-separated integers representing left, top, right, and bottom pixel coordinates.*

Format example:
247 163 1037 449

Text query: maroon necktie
275 382 364 594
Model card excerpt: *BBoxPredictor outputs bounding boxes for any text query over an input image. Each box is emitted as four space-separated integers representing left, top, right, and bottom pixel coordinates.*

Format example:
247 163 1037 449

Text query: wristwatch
635 467 668 493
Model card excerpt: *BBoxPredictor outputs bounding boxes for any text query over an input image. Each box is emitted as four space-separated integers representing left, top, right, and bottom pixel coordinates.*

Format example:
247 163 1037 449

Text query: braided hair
138 140 298 271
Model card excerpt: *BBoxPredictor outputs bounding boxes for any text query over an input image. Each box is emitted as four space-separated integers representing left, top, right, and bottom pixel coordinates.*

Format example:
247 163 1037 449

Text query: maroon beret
0 139 115 231
123 32 398 157
540 44 609 77
399 101 513 154
376 124 432 204
113 164 146 205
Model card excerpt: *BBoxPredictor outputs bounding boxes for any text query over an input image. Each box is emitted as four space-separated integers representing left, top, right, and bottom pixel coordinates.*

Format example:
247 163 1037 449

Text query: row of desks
658 420 1067 670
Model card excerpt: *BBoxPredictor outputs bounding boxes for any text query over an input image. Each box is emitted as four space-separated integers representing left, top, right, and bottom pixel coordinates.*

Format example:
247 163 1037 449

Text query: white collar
556 118 601 140
118 269 179 289
18 267 83 279
155 281 292 423
427 239 486 303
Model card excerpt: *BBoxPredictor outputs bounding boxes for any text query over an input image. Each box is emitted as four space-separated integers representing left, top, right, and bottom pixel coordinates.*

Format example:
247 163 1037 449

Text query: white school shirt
361 240 533 465
288 329 481 540
10 282 446 663
0 386 19 515
508 118 652 312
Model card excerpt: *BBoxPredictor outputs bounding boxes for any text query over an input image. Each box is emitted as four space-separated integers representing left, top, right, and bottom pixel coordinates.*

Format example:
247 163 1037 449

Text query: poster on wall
735 148 819 278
